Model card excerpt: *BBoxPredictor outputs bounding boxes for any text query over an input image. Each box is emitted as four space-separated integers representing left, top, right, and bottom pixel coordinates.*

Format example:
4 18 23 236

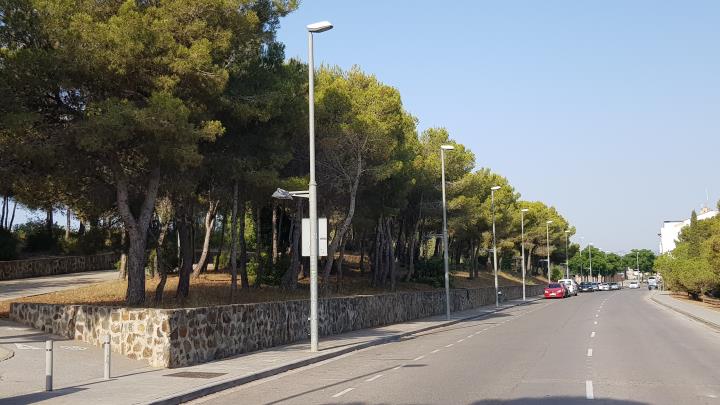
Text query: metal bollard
45 340 53 391
103 334 111 380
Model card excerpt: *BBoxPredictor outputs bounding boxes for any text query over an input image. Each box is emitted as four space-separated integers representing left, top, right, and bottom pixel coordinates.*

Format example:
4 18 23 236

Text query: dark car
579 282 594 292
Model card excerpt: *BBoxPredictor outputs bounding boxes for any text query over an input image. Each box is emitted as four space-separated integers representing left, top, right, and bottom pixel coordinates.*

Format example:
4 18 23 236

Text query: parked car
629 281 640 289
558 279 579 296
579 282 594 292
544 283 567 299
647 276 659 290
599 282 610 291
591 282 600 291
610 282 620 290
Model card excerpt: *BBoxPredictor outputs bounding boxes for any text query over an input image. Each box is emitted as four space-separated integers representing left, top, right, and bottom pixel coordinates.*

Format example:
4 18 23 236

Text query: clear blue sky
276 0 720 253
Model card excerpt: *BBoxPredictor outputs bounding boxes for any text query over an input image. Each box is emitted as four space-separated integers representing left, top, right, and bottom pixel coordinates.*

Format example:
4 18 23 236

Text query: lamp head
307 21 334 33
521 208 529 212
491 186 501 191
271 188 293 200
440 144 455 150
546 220 553 224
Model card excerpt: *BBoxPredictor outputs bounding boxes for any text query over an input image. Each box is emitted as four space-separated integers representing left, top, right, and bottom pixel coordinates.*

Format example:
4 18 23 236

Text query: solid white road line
586 380 594 399
365 374 383 382
591 331 596 338
332 388 355 398
587 349 593 357
413 355 425 361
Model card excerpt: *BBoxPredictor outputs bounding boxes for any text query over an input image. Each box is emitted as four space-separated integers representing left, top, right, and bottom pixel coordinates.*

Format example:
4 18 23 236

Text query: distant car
629 281 639 289
558 279 579 296
599 282 610 291
544 283 567 299
610 282 620 290
647 276 659 290
591 283 600 291
579 282 594 292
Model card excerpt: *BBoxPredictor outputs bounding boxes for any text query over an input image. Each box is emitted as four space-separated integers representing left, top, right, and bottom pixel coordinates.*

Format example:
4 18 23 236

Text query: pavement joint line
331 387 355 398
365 374 383 382
587 349 593 357
413 355 425 361
144 297 543 405
586 380 594 400
649 294 720 332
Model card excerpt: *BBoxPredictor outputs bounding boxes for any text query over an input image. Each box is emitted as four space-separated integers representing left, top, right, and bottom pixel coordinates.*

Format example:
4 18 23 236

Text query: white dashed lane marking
591 331 596 338
445 344 454 348
586 380 594 399
431 349 441 354
332 388 355 398
587 349 593 357
365 374 383 382
413 355 425 361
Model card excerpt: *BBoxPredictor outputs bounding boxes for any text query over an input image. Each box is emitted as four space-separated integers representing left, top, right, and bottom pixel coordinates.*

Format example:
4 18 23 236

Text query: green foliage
411 258 455 288
0 228 20 260
654 213 720 297
14 220 62 253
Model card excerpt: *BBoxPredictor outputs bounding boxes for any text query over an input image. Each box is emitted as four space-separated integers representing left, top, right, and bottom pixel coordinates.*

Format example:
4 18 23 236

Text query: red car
544 283 567 299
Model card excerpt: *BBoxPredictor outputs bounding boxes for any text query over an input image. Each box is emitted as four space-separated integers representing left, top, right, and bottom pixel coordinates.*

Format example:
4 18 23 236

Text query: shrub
413 258 455 288
15 220 63 253
0 228 19 260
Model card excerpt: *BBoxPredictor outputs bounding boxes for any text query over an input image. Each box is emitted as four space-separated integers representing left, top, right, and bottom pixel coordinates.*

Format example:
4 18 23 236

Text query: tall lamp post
440 145 454 320
588 242 593 283
636 250 640 282
546 220 553 281
306 20 333 352
491 185 501 307
565 230 570 279
520 208 529 301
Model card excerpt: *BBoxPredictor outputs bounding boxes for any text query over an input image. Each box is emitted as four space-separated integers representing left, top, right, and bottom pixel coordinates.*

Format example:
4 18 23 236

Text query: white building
659 207 718 254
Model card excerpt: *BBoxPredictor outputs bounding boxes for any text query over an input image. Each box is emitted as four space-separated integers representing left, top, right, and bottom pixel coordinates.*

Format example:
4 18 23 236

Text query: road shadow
0 387 86 405
334 398 648 405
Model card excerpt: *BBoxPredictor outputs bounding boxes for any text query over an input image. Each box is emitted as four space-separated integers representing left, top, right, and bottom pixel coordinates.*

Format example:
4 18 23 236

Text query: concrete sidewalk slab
650 291 720 331
0 296 542 405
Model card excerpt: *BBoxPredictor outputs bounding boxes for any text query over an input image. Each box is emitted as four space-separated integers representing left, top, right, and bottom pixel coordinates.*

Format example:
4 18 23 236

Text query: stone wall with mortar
0 252 118 280
10 284 545 368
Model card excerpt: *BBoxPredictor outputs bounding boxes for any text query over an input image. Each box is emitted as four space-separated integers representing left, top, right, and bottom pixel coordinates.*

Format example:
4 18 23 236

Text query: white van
558 279 579 296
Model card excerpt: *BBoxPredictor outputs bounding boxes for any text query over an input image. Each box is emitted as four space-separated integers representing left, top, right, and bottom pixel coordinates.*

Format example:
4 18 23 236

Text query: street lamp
546 220 553 281
491 185 501 307
589 242 593 283
636 250 640 282
306 20 333 352
565 230 570 279
520 208 529 301
440 144 454 319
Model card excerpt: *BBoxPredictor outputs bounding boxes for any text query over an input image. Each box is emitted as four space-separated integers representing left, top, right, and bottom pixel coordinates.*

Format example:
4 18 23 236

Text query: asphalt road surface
192 289 720 405
0 270 117 302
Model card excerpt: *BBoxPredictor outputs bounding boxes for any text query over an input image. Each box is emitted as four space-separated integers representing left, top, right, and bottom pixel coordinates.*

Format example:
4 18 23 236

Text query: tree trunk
214 212 226 272
175 206 193 299
192 199 219 278
1 196 6 229
281 198 303 290
8 200 16 230
116 168 161 305
154 217 171 303
238 196 249 289
335 235 346 291
386 218 396 291
118 229 128 279
45 207 53 235
271 201 278 265
65 208 71 240
359 235 366 275
253 204 263 287
322 154 362 287
230 182 239 296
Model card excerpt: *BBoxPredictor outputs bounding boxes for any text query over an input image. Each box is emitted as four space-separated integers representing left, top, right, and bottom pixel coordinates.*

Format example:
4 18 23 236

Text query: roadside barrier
43 335 112 392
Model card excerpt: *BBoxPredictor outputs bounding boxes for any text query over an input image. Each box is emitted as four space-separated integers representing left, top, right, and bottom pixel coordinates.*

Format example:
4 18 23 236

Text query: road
0 270 117 302
192 289 720 405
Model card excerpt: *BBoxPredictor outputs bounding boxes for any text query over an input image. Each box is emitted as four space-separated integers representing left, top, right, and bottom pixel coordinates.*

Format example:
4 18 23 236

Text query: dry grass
0 265 545 317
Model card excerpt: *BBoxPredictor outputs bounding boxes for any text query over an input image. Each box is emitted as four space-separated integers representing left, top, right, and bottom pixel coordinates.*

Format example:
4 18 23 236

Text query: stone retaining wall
0 252 118 280
10 284 545 368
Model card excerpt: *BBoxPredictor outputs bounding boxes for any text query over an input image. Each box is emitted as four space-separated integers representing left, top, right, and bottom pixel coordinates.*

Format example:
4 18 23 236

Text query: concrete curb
147 297 543 405
650 294 720 332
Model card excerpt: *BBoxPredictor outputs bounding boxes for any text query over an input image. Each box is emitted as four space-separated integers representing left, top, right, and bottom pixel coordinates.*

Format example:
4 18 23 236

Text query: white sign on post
302 217 328 257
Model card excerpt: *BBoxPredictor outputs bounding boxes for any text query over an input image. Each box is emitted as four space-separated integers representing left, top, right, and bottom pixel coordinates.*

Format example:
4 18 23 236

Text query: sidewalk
0 296 541 405
0 270 117 302
650 291 720 331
